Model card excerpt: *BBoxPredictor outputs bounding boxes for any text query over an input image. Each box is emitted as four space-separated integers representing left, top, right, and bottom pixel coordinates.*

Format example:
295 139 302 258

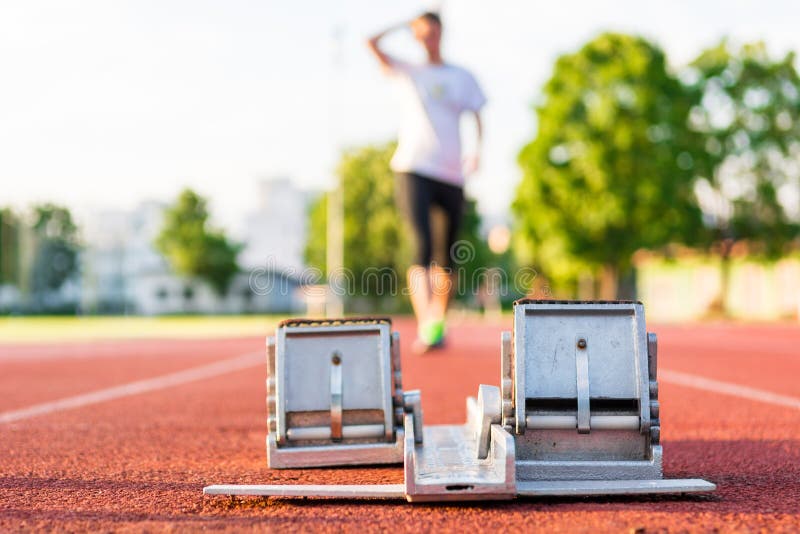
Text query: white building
239 177 309 275
81 177 311 315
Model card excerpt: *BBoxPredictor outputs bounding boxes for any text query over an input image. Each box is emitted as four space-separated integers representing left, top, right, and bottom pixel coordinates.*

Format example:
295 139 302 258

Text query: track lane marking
660 369 800 410
3 354 798 425
0 339 261 362
0 351 262 424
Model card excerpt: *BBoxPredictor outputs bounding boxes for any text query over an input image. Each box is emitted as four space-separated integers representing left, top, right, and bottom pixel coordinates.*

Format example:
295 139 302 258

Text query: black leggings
395 172 464 268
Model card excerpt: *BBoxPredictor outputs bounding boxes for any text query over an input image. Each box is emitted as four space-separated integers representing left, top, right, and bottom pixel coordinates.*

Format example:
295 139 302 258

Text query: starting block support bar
203 484 406 499
203 478 716 499
516 478 717 497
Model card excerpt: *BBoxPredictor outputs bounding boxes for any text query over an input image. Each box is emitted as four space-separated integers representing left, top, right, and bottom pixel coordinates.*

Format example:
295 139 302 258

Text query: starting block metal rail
204 302 715 502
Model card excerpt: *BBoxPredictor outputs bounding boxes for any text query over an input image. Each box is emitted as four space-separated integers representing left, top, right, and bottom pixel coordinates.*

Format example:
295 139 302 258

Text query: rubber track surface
1 319 798 532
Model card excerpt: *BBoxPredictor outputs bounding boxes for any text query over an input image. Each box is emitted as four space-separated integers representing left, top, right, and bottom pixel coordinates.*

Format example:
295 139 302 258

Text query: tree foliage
155 189 241 295
513 33 704 296
305 142 410 295
454 198 496 298
30 204 80 294
0 208 21 286
685 40 800 255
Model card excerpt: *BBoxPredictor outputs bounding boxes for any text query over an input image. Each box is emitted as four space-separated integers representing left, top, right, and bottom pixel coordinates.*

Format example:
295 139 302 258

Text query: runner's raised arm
366 21 409 71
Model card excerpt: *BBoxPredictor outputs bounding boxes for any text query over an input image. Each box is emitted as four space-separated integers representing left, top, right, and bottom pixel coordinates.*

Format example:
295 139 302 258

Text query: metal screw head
331 352 342 365
577 338 587 349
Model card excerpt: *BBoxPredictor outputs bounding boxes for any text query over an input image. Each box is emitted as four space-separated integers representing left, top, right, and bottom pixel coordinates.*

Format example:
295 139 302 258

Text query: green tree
0 208 21 286
29 204 80 297
684 41 800 309
513 33 704 298
305 142 410 297
155 189 241 295
451 198 494 301
304 191 328 276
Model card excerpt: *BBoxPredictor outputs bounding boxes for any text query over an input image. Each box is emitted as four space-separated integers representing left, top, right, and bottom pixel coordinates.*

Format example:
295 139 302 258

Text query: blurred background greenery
2 33 799 321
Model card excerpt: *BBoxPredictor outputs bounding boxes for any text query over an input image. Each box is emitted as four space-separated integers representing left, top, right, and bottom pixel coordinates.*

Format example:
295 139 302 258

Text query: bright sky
3 0 800 235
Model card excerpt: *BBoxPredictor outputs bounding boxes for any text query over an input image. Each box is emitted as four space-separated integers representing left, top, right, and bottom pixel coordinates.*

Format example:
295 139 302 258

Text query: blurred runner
367 12 486 352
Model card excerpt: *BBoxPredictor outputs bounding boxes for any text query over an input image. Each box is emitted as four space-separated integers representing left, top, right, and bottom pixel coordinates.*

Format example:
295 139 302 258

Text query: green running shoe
418 319 446 348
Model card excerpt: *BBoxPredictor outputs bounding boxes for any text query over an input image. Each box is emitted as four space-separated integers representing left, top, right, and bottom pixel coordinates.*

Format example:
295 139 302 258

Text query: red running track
0 318 799 532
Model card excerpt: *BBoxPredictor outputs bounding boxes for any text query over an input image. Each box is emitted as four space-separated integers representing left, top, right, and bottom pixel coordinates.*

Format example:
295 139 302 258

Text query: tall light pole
326 24 345 317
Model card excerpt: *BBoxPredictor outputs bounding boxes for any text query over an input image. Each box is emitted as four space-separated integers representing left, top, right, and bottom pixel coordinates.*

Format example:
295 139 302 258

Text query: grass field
0 315 280 343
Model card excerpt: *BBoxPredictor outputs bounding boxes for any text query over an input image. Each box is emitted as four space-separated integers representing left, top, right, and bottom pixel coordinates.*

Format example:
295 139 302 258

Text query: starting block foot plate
516 478 716 497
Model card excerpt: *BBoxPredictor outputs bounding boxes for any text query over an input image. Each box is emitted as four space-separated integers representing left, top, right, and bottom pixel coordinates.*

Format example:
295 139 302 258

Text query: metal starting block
265 317 421 468
204 301 715 501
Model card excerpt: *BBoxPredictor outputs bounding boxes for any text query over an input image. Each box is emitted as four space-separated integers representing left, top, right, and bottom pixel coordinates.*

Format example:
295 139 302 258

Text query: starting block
265 317 421 468
204 301 715 501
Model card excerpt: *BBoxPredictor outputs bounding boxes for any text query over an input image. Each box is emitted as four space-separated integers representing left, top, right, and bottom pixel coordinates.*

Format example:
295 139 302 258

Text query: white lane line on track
660 369 800 410
0 340 257 362
3 355 797 425
0 351 262 424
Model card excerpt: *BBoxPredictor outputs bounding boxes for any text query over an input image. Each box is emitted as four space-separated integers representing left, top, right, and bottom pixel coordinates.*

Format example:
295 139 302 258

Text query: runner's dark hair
417 11 441 27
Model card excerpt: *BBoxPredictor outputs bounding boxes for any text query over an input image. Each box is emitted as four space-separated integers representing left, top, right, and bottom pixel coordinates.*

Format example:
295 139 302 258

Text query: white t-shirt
388 58 486 186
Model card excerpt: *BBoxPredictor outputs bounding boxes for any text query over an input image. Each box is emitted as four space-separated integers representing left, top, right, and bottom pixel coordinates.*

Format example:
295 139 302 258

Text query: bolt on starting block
204 301 715 502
